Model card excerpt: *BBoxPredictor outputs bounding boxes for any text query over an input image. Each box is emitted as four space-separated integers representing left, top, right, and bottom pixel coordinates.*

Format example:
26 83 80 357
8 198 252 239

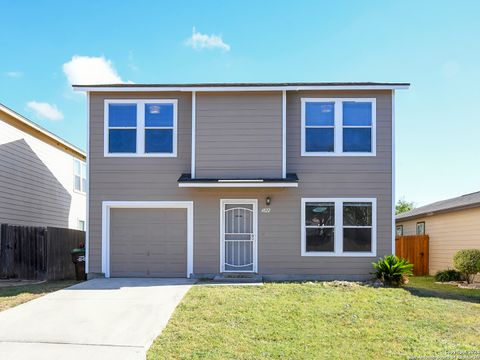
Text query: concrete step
213 274 263 283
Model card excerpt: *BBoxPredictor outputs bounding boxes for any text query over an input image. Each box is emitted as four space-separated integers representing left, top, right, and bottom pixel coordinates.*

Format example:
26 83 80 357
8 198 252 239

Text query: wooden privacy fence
0 224 85 280
395 235 429 276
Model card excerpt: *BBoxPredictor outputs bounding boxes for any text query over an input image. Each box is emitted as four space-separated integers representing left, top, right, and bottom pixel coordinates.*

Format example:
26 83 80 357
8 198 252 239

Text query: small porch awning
177 173 299 188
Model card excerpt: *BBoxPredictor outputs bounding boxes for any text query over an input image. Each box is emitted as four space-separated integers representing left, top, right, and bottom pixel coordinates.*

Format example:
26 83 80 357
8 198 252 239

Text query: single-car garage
102 201 194 278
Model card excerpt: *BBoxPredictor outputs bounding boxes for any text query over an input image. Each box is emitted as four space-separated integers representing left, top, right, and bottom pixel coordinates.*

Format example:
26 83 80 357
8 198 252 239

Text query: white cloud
62 55 125 85
4 71 23 78
27 101 64 121
185 27 230 51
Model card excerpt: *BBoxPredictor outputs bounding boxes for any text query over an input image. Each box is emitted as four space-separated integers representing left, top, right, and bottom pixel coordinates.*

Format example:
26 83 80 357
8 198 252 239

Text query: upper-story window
105 99 177 157
301 98 376 156
74 158 86 193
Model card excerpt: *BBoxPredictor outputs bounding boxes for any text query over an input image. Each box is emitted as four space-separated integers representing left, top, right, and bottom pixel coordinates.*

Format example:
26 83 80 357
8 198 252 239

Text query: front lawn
148 281 480 360
0 280 77 312
406 276 480 302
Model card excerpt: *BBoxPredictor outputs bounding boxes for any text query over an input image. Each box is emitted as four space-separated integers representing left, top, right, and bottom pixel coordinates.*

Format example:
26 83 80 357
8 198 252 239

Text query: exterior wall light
266 196 271 206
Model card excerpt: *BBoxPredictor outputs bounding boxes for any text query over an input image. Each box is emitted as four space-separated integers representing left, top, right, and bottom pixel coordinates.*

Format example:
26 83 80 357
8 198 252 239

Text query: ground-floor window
416 221 425 235
301 198 377 256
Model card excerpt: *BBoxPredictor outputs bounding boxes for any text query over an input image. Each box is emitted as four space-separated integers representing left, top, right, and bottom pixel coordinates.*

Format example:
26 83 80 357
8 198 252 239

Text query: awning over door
177 173 299 188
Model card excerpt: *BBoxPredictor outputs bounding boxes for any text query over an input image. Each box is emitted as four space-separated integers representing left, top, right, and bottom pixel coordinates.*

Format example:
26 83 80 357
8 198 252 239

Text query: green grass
406 276 480 302
0 280 77 312
148 281 480 360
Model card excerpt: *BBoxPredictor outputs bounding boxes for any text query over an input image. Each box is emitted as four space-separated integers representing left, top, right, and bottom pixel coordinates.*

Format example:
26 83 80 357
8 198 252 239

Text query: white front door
220 199 258 273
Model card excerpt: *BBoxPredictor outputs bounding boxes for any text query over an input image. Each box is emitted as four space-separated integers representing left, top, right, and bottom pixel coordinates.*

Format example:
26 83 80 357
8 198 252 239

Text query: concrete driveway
0 278 194 360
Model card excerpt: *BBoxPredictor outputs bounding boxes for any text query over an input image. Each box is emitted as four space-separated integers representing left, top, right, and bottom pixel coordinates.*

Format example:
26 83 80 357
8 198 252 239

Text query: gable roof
73 81 410 92
396 191 480 221
0 103 86 160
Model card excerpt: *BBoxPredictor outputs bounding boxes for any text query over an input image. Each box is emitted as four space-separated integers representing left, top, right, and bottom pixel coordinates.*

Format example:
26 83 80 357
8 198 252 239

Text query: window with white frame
304 201 335 252
78 219 86 231
342 202 373 252
105 100 177 156
302 198 376 256
301 98 376 156
74 158 86 193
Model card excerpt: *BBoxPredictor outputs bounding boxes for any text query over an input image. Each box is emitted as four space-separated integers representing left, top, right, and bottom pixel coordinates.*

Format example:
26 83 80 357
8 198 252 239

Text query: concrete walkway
0 278 194 360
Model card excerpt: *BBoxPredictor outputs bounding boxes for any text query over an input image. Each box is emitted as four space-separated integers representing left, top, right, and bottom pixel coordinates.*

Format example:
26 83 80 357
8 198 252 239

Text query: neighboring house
74 82 409 280
396 191 480 274
0 103 86 230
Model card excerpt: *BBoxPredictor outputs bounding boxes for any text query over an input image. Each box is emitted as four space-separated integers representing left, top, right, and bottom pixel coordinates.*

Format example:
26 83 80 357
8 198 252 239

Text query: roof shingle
396 191 480 221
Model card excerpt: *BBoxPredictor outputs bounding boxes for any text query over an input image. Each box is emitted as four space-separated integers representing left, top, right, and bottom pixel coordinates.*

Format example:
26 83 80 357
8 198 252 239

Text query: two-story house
74 82 409 280
0 103 86 230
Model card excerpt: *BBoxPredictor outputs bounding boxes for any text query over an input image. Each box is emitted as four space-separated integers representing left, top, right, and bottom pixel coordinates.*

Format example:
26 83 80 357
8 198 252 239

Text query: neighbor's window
416 222 425 235
74 158 86 193
106 100 177 156
302 198 376 256
78 220 86 231
302 99 375 156
396 225 403 236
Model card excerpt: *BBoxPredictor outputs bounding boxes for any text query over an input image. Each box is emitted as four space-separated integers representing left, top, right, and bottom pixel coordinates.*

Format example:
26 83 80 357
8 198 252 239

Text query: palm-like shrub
372 255 413 286
453 249 480 284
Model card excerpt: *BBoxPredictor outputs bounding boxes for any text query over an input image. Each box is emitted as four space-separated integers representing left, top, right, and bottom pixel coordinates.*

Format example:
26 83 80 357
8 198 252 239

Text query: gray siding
0 138 71 228
89 92 192 272
88 90 393 278
263 90 393 275
195 92 282 178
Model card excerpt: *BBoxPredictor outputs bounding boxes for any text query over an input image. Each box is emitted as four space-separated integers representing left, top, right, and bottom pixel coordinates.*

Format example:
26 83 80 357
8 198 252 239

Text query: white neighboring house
0 103 86 230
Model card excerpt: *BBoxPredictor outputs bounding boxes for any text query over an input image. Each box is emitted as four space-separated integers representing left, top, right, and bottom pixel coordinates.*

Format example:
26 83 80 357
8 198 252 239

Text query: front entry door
221 199 257 273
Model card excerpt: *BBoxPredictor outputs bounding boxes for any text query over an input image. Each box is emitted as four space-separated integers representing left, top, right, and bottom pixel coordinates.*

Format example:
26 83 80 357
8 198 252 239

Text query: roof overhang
0 103 86 160
178 173 299 188
73 82 410 92
396 202 480 222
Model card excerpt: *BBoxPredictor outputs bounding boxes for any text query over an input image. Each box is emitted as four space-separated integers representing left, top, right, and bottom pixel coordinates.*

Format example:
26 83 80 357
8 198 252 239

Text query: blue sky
1 0 479 206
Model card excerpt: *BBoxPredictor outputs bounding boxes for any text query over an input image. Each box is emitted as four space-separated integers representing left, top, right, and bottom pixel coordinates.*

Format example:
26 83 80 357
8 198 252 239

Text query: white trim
301 98 376 157
85 92 90 273
101 201 194 278
74 84 410 92
391 90 396 255
191 91 196 178
179 182 298 188
282 90 287 178
301 198 377 257
220 199 258 273
103 99 178 157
